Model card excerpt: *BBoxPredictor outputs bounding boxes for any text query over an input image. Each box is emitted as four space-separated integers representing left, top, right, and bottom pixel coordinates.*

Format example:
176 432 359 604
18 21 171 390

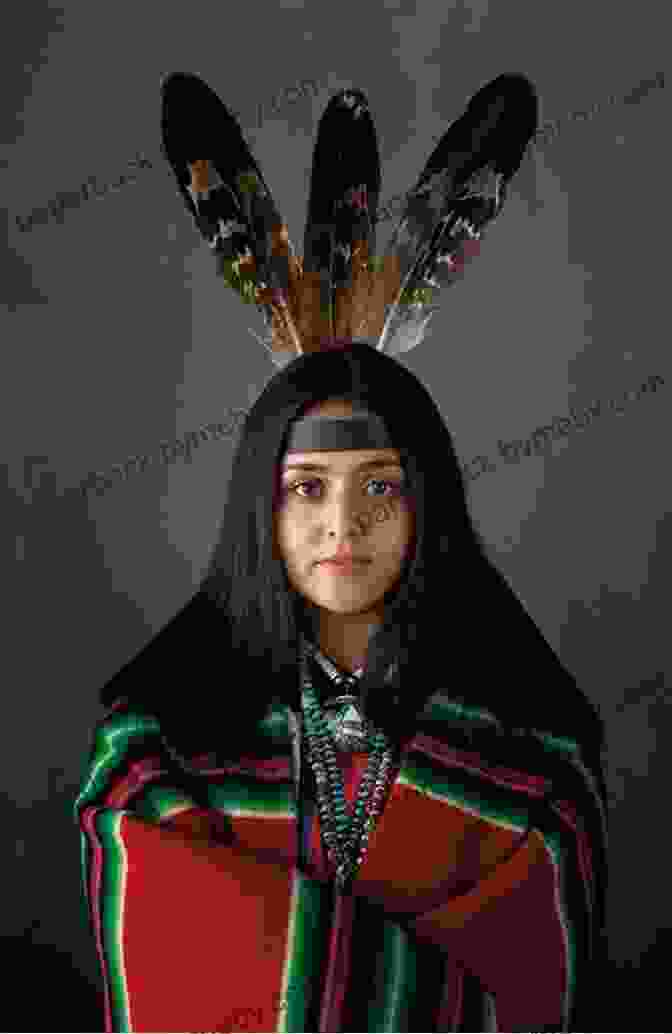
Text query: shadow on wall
4 934 102 1032
610 929 672 1032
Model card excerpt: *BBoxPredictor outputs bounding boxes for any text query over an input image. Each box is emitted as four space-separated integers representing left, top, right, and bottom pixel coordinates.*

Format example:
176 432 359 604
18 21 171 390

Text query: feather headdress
160 73 537 370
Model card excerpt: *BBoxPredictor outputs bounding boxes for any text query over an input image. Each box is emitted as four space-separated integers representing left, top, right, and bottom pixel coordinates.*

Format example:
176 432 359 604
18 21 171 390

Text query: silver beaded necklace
299 639 399 892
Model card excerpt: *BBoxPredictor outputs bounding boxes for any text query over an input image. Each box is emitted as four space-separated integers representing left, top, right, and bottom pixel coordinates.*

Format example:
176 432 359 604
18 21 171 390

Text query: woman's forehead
302 398 356 418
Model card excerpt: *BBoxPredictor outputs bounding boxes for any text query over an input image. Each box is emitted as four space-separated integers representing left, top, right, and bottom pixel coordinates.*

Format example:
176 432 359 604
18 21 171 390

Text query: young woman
74 73 607 1032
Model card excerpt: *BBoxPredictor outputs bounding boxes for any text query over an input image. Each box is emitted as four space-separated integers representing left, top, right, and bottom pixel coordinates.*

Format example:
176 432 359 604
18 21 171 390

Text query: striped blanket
75 684 606 1032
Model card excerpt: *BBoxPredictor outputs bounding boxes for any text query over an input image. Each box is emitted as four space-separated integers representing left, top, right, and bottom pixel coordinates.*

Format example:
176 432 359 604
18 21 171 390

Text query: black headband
285 411 395 453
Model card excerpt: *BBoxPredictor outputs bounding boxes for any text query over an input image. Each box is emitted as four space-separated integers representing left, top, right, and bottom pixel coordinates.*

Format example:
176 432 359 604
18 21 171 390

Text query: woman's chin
311 594 376 615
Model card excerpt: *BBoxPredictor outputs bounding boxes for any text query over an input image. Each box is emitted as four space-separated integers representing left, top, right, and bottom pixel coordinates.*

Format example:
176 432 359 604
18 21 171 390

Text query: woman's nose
321 494 385 535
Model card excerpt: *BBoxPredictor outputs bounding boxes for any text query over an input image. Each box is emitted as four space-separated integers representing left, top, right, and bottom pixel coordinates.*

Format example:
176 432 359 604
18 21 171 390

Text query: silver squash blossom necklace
299 640 399 893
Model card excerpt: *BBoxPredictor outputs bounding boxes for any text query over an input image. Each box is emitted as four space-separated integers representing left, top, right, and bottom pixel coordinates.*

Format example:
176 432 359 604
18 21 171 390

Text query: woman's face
274 399 415 617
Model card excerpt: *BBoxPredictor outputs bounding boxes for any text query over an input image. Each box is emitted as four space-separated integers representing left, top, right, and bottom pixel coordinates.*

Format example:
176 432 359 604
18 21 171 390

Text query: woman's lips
318 559 371 575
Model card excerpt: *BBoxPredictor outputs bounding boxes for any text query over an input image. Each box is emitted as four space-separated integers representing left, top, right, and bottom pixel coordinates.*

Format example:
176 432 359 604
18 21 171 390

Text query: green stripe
96 809 133 1032
367 921 418 1032
132 778 297 822
398 757 531 832
419 694 499 728
534 730 580 758
209 777 296 816
281 874 331 1032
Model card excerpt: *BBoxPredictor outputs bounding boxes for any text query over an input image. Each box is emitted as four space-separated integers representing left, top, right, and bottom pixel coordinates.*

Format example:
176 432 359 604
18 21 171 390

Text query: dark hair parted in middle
204 340 475 732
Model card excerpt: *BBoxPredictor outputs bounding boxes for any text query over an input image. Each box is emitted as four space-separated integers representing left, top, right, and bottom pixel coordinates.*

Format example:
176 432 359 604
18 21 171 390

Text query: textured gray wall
3 1 670 1028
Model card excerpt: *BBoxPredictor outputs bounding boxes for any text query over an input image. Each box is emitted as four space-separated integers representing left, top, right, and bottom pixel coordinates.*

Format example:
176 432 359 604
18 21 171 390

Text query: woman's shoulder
411 689 501 742
89 691 294 769
410 684 598 769
409 681 607 813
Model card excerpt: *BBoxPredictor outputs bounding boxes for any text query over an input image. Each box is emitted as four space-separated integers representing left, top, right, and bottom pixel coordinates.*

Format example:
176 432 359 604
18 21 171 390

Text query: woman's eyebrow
282 459 402 473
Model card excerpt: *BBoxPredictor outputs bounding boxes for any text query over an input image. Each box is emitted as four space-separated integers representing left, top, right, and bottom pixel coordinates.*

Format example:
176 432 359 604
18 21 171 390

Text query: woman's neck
312 608 382 674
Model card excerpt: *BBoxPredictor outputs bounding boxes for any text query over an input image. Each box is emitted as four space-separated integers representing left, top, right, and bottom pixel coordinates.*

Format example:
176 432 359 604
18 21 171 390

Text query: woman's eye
368 479 398 497
291 480 317 498
291 478 400 499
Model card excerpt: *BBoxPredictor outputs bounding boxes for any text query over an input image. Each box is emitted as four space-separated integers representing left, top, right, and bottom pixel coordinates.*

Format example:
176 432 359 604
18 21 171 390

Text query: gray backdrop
3 1 670 1029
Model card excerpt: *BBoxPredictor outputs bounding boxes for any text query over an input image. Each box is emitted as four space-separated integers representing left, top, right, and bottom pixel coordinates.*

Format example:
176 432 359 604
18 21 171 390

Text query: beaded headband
160 71 538 374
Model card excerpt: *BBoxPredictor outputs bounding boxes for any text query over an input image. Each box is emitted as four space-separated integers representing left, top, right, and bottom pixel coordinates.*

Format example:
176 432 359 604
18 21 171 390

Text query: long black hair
100 341 605 791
